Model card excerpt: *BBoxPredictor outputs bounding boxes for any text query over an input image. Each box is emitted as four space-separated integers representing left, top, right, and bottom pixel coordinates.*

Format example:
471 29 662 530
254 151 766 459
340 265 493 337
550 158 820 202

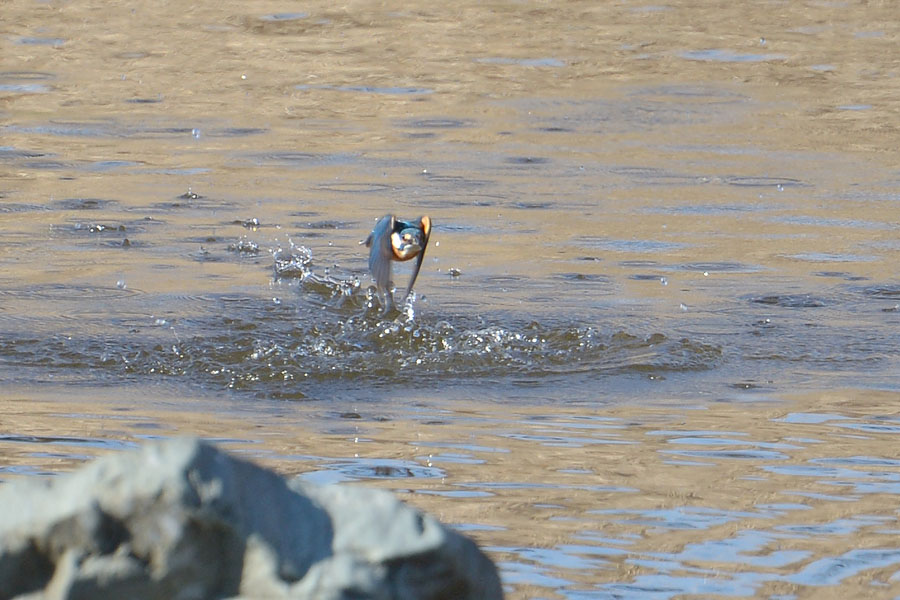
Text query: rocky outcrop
0 438 503 600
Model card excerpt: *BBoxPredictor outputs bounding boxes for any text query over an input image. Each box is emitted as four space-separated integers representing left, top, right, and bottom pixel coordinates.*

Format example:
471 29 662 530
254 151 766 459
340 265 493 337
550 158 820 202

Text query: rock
0 438 503 600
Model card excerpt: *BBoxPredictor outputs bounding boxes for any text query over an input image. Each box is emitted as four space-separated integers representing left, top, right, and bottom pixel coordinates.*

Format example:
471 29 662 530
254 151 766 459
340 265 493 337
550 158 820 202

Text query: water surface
2 0 900 597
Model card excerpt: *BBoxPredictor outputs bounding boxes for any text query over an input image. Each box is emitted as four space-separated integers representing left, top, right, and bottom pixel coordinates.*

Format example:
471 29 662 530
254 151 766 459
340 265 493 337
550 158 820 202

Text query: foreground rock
0 438 503 600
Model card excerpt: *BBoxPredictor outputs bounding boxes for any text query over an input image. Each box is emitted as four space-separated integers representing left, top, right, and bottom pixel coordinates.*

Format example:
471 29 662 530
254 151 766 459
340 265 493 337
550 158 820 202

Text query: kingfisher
363 214 432 310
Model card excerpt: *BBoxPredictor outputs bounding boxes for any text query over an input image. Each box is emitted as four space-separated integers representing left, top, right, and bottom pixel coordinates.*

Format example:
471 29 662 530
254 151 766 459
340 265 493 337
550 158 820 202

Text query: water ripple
0 245 721 397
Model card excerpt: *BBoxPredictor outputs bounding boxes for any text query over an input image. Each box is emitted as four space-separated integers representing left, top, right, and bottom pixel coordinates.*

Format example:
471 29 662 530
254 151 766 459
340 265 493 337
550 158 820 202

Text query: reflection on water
4 0 900 597
3 393 900 599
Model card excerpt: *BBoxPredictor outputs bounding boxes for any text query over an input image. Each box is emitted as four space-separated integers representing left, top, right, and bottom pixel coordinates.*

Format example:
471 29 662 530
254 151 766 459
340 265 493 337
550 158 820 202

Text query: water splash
0 244 721 397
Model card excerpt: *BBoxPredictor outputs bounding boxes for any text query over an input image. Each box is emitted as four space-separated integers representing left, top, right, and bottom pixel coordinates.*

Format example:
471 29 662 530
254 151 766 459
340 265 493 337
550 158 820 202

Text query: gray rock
0 438 503 600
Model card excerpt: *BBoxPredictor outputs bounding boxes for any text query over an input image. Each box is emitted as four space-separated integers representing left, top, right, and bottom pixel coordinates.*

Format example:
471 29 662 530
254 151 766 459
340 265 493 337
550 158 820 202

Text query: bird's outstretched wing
404 215 431 299
365 214 395 291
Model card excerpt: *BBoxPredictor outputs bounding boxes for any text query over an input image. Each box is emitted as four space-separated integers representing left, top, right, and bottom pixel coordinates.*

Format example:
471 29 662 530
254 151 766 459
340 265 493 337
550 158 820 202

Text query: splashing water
0 242 721 399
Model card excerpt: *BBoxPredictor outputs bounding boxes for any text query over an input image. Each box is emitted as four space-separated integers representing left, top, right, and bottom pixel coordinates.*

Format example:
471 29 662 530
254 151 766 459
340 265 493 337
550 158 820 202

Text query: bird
362 214 431 310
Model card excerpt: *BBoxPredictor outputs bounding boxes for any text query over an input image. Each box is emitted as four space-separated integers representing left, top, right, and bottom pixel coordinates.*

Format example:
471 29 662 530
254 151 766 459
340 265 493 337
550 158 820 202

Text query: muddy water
2 0 900 597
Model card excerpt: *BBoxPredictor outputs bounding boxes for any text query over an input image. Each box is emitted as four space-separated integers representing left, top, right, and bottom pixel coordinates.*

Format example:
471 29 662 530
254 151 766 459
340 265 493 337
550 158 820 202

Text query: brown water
3 1 900 597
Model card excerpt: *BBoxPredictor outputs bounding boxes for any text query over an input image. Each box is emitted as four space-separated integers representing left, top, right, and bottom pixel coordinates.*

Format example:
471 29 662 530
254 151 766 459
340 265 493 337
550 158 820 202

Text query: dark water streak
0 247 722 400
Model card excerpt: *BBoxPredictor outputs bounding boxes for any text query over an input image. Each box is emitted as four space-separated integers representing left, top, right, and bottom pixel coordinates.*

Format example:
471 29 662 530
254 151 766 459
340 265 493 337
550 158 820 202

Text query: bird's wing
404 215 431 299
367 214 395 291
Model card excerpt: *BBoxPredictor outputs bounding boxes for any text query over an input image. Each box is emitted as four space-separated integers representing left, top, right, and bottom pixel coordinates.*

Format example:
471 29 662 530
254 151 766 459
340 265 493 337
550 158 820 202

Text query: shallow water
3 0 900 597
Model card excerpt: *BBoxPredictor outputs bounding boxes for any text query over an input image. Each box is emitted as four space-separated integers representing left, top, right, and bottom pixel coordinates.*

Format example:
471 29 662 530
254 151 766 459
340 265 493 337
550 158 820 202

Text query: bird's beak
405 216 431 299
